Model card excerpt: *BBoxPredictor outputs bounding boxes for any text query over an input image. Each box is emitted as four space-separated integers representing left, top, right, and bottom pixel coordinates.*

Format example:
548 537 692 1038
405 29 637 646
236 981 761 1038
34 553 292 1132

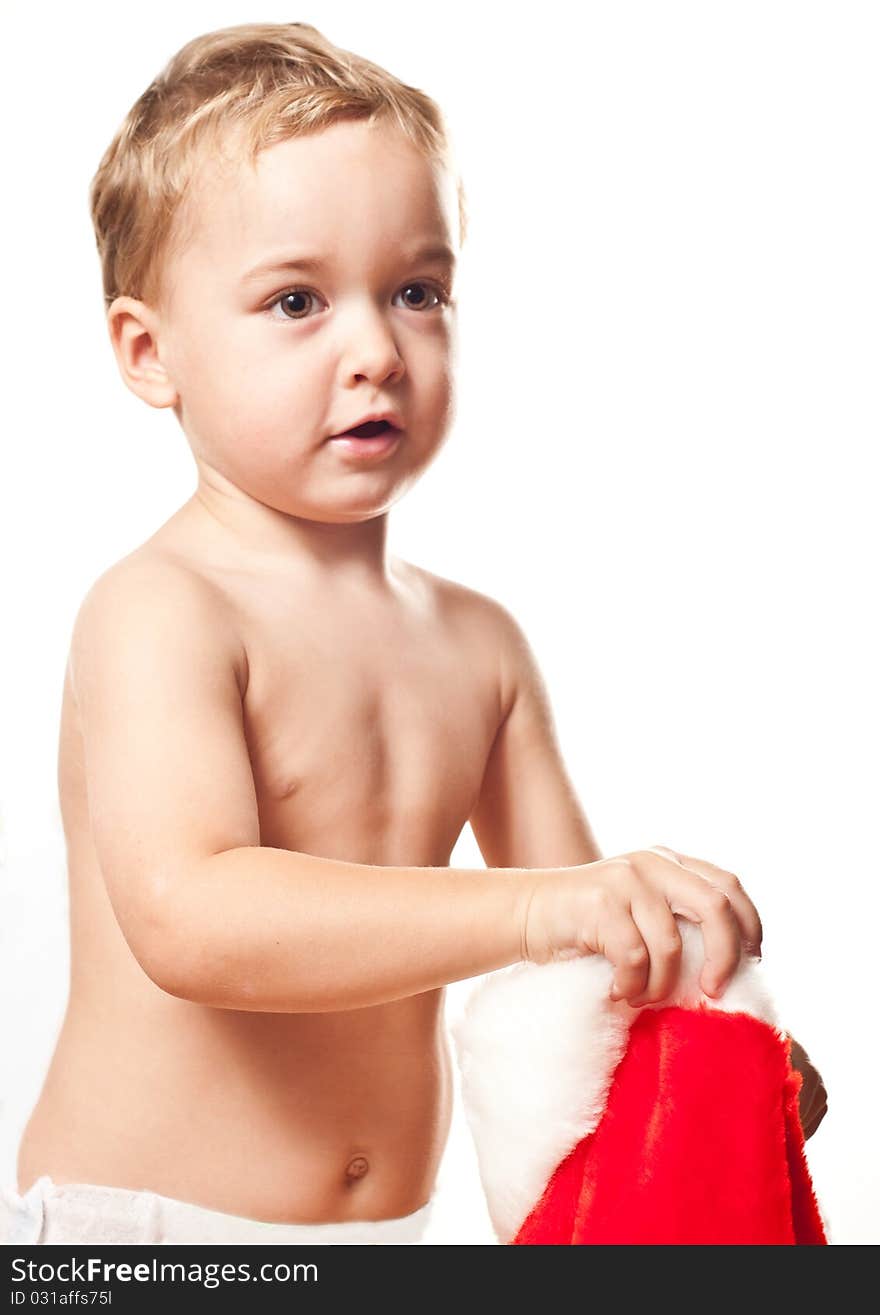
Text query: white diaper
1 1176 435 1246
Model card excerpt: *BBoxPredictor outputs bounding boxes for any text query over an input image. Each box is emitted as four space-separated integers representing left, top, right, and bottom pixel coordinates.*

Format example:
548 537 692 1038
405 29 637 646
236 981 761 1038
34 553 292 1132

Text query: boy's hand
519 843 762 1003
787 1035 829 1140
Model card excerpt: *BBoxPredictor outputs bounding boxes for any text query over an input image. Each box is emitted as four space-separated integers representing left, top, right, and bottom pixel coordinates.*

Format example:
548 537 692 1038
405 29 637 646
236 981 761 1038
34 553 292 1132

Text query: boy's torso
18 501 505 1223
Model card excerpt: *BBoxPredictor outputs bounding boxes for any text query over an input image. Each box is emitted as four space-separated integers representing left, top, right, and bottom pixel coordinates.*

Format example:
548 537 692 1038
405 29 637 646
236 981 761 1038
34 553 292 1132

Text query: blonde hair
89 21 467 311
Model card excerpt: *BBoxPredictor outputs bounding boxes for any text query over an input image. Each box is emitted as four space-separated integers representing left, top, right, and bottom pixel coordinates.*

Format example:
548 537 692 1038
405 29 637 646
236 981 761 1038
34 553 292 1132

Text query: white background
1 0 877 1245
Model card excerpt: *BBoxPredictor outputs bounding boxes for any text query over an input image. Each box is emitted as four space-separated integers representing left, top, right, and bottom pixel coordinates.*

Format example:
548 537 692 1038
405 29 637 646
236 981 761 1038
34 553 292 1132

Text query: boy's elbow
131 905 263 1010
113 871 215 1004
120 902 201 1002
139 948 272 1011
114 853 281 1010
132 929 235 1006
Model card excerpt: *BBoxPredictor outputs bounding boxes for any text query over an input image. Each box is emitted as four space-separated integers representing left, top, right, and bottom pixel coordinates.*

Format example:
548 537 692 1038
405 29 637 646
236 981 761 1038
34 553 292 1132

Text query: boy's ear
107 296 178 409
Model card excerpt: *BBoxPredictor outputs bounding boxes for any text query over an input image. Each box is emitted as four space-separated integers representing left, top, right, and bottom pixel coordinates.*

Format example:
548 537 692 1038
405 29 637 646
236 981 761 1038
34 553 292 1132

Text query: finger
600 912 651 1003
639 851 742 997
689 886 741 997
626 895 683 1005
648 846 763 954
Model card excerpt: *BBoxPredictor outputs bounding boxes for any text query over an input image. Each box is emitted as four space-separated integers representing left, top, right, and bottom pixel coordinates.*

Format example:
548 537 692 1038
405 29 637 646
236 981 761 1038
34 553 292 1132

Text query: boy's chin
228 461 427 523
266 493 405 524
302 507 394 524
304 478 427 523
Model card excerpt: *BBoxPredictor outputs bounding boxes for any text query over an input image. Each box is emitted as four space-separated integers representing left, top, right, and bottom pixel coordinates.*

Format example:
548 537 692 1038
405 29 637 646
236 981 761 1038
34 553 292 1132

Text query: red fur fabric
513 1006 827 1245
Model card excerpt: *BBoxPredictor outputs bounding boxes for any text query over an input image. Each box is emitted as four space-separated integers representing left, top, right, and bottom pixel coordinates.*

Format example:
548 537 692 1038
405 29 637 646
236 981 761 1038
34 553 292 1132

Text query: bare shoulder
398 559 517 631
395 560 527 713
70 547 248 700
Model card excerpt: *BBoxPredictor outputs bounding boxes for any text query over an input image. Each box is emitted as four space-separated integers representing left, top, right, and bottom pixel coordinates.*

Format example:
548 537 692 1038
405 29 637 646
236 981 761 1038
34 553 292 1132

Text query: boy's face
135 119 459 526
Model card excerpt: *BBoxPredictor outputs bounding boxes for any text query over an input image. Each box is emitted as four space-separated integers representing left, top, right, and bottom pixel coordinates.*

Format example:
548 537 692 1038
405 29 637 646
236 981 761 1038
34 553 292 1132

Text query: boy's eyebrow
241 242 457 284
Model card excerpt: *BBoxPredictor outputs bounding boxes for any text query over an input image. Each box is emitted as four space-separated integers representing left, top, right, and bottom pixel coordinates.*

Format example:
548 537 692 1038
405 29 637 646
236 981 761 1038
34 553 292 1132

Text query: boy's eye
394 281 448 312
273 288 321 320
268 280 450 322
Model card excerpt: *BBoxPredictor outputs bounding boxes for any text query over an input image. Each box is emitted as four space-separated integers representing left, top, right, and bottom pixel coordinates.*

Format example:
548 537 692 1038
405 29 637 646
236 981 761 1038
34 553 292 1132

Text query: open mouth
343 420 395 438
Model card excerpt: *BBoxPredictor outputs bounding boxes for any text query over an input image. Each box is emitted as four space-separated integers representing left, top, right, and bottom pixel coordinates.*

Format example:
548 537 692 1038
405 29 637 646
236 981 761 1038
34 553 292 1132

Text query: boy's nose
340 304 406 385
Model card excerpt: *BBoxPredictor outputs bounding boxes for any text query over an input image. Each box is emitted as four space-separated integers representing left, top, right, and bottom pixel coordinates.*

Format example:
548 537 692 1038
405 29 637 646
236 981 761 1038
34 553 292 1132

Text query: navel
344 1154 370 1183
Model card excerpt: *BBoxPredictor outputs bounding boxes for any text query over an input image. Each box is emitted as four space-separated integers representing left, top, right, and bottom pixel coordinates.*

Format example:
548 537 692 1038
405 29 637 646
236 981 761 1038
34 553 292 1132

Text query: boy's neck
174 484 399 594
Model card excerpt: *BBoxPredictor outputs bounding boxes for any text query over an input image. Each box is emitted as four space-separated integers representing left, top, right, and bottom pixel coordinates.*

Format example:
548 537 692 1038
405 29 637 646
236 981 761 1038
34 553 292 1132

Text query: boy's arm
469 599 603 870
467 598 771 1000
71 561 531 1013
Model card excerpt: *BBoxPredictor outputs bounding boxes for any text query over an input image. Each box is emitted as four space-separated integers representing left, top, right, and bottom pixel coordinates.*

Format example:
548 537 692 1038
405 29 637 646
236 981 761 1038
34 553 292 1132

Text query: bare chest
238 582 500 865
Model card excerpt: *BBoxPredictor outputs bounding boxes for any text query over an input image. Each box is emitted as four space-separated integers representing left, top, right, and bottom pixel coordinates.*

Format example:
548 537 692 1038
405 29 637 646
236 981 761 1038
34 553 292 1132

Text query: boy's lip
327 430 402 461
328 409 403 437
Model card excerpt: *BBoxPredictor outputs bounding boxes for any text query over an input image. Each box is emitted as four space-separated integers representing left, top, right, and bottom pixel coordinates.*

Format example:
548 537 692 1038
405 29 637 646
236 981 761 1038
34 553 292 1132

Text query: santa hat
451 919 828 1245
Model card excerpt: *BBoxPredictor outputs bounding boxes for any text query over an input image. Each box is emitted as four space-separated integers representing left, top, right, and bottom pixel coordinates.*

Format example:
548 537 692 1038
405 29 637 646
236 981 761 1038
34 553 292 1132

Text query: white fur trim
450 918 779 1243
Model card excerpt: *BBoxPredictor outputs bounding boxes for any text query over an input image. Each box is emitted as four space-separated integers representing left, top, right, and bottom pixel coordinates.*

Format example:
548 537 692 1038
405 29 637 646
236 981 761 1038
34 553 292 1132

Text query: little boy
7 22 823 1245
